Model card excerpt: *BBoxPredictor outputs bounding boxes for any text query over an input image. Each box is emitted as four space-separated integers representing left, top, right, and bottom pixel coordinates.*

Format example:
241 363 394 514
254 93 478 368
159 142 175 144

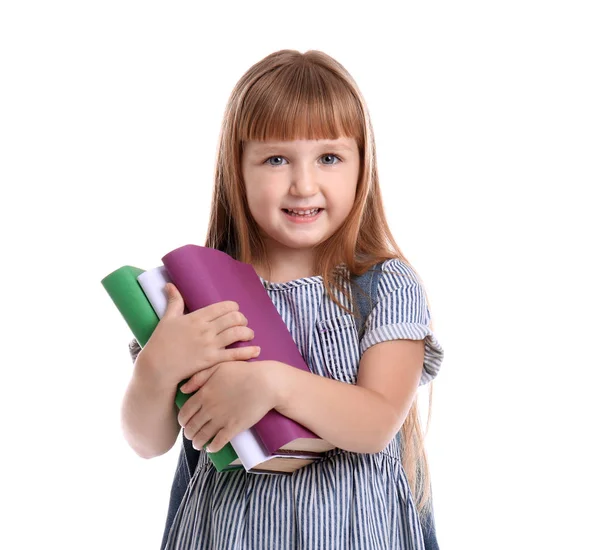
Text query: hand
139 282 261 388
177 360 278 453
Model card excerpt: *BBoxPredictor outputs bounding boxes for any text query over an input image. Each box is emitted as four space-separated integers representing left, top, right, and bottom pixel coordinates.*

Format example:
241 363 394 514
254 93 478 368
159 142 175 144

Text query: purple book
162 244 335 455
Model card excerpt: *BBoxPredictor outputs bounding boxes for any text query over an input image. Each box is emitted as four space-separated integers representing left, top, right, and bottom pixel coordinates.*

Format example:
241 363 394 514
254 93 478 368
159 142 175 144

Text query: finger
206 427 234 454
179 366 218 394
192 419 219 451
213 310 248 334
226 345 261 363
218 324 256 350
196 300 240 323
177 390 206 428
180 404 209 439
162 282 185 319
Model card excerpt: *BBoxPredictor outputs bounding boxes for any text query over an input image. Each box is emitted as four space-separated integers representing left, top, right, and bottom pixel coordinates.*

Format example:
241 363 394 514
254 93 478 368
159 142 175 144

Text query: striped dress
164 258 445 550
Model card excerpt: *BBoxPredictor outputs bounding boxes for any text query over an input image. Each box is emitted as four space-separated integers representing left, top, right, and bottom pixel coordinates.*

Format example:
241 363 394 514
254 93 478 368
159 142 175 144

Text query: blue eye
321 154 341 165
265 154 341 166
266 156 287 166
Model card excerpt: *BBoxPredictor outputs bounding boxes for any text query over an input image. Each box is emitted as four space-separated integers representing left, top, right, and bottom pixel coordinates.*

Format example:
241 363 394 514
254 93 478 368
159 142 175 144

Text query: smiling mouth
281 208 324 216
281 208 325 223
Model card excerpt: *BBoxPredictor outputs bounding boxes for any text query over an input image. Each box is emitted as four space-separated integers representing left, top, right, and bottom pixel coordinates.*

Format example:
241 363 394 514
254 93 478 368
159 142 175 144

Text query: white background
1 1 598 548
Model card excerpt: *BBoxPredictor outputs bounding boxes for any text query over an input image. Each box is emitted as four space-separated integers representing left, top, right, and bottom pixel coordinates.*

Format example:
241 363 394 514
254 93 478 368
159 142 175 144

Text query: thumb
163 282 185 318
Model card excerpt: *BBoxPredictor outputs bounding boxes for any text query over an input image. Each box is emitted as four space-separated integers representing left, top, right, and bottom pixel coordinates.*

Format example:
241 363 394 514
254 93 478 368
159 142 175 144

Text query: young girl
122 49 445 550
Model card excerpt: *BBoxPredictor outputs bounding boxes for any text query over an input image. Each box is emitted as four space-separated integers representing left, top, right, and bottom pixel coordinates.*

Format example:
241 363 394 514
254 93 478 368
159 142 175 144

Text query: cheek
247 186 279 213
245 192 278 230
244 185 264 213
330 188 356 215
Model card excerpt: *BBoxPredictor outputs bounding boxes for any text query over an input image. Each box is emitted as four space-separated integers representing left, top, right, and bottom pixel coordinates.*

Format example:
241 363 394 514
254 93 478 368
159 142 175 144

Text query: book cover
101 266 158 347
161 244 336 456
101 265 242 472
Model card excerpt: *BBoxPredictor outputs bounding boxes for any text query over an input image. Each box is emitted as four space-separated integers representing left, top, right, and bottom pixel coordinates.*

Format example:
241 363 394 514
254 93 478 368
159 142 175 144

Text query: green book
101 265 242 472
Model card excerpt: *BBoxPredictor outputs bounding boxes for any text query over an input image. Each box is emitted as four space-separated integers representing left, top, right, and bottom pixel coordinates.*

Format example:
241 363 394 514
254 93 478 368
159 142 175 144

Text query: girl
122 49 445 550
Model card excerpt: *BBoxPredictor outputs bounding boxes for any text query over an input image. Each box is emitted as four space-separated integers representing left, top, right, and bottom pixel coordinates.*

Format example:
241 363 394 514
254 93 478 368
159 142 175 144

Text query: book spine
101 266 158 347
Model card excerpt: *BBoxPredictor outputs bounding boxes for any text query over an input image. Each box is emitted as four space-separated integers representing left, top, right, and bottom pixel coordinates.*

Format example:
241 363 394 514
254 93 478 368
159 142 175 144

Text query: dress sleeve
128 338 142 364
358 258 445 386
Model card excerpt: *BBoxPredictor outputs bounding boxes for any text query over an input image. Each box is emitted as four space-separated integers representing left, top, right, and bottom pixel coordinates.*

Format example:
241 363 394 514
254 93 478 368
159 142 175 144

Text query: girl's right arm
120 347 181 459
119 282 260 459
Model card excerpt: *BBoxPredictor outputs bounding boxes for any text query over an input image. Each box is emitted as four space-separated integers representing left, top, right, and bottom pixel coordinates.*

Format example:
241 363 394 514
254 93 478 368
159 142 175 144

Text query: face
241 137 360 268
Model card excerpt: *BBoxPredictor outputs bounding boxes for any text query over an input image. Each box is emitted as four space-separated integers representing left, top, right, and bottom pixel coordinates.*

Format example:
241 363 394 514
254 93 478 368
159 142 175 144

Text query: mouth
281 208 324 222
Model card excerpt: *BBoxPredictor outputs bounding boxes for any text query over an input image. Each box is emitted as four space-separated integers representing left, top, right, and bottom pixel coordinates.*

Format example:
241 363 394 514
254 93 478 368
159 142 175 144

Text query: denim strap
352 262 384 340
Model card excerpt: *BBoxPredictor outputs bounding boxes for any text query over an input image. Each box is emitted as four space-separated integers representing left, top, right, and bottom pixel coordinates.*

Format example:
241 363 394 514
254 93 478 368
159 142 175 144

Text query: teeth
287 208 320 216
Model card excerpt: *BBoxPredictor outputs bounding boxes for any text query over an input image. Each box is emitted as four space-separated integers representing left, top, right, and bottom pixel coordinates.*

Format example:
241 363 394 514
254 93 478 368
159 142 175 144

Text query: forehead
245 137 356 155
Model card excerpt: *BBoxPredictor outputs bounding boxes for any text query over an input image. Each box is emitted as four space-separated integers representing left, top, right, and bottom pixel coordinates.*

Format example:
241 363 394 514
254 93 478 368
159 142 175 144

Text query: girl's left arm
269 338 425 454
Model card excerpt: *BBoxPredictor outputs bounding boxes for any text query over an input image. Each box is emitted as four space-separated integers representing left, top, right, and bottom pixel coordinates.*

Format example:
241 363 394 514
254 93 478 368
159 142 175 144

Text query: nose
290 164 319 197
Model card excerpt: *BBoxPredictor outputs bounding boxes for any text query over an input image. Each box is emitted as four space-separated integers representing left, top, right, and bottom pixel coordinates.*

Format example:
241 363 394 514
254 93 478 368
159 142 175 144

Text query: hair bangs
239 63 363 146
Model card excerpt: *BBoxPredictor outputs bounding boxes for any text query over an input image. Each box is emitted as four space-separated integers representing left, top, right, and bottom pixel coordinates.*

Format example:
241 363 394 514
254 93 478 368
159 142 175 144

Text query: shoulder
376 258 424 299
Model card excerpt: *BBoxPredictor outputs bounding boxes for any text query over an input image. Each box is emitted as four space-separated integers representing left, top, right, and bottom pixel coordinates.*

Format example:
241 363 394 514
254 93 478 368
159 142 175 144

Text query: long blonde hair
205 49 435 516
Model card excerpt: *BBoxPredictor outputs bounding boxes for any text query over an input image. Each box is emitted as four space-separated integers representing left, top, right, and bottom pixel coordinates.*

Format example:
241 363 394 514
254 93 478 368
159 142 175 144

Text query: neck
254 250 318 283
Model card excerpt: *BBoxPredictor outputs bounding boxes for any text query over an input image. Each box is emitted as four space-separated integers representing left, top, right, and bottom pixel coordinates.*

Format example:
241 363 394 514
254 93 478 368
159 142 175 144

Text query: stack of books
101 244 335 474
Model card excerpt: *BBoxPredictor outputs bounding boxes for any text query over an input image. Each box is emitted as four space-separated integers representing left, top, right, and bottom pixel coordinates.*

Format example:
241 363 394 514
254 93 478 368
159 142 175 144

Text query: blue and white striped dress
165 258 445 550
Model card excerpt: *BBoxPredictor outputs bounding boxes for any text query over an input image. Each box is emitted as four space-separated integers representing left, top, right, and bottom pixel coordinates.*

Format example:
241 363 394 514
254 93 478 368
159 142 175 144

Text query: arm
270 339 425 454
121 348 181 459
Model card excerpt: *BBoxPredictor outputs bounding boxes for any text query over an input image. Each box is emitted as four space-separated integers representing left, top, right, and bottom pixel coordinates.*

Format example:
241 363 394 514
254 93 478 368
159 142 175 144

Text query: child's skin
121 137 424 460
